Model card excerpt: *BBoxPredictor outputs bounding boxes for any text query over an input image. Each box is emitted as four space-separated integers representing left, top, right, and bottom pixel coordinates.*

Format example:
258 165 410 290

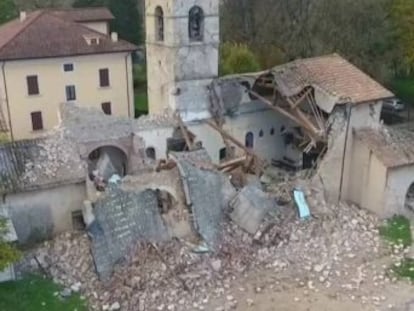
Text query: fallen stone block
229 185 277 234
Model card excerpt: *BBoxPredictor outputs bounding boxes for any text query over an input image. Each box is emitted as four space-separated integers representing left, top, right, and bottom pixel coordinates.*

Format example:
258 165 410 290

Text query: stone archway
87 145 128 181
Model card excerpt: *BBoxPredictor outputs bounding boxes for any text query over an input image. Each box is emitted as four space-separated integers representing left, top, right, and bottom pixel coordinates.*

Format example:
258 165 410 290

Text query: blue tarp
293 189 311 220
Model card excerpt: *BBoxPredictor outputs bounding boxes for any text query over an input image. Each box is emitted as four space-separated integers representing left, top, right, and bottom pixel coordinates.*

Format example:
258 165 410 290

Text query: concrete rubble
19 171 399 310
229 184 277 234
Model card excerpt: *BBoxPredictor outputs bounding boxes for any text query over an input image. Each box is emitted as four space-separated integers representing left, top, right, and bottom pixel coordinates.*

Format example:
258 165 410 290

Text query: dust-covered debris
20 180 397 311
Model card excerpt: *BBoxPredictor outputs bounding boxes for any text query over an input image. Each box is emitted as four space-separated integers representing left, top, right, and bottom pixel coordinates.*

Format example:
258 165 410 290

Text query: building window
99 68 110 87
189 6 204 41
65 85 76 101
72 210 85 230
146 147 156 160
31 111 43 131
63 63 74 72
270 127 275 135
219 147 227 161
259 130 264 137
26 75 39 95
101 102 111 115
245 132 254 148
155 6 164 41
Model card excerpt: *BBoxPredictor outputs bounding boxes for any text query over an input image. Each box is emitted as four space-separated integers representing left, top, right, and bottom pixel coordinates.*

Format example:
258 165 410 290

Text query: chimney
111 32 118 43
20 11 27 22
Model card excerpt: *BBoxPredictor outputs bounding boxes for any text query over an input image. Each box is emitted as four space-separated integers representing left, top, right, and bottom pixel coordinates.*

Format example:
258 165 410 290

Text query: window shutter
101 102 111 115
99 69 110 87
27 75 39 95
65 85 76 101
31 111 43 131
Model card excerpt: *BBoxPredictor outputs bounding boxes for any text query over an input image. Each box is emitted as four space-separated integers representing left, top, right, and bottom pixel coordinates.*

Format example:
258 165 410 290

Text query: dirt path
208 264 414 311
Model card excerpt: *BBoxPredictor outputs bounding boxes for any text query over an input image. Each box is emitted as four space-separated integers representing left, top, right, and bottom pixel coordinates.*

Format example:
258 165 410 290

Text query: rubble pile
23 181 392 311
22 128 85 184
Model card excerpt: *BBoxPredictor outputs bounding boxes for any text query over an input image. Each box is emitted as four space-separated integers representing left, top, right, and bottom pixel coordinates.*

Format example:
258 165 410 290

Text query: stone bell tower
145 0 219 121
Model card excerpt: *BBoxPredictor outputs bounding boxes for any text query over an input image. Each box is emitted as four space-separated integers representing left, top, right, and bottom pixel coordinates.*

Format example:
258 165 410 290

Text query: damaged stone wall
316 101 383 202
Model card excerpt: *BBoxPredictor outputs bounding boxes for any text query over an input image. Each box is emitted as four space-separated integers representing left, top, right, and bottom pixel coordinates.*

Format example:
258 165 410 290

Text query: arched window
155 6 164 41
189 6 204 41
259 130 264 138
270 127 275 136
146 147 156 160
245 132 254 149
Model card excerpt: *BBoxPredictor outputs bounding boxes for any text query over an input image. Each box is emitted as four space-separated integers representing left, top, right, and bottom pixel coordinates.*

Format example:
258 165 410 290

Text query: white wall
80 21 109 34
189 108 296 164
6 183 86 244
385 165 414 218
138 126 175 160
318 101 383 202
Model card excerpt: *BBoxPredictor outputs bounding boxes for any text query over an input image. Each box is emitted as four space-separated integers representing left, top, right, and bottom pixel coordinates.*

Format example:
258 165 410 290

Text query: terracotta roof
354 126 414 168
48 7 114 22
0 10 136 61
272 54 394 105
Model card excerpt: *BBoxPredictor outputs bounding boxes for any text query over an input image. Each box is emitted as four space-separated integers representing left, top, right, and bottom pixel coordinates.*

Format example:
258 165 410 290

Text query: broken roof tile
0 133 85 194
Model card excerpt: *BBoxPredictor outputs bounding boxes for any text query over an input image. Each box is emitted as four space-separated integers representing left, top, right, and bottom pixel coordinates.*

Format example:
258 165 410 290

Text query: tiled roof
0 135 85 194
0 10 136 61
354 126 414 168
273 54 394 105
49 7 114 22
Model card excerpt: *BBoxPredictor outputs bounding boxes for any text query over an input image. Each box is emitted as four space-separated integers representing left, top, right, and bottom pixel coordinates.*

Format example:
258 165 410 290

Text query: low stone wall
4 182 86 244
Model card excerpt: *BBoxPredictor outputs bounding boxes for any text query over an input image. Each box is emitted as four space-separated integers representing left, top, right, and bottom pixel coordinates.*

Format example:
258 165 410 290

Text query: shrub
220 42 261 75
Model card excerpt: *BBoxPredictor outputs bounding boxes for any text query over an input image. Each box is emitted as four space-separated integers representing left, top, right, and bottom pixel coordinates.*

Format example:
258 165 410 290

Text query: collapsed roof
212 54 394 147
0 132 85 194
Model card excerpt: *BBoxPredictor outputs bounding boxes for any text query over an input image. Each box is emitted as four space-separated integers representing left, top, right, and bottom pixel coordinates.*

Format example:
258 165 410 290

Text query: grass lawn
379 215 412 248
0 276 88 311
391 258 414 282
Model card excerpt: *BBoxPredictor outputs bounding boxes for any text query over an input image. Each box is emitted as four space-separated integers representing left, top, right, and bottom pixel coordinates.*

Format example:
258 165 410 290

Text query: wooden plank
206 120 259 158
248 90 320 141
291 88 313 109
175 113 194 151
218 156 247 170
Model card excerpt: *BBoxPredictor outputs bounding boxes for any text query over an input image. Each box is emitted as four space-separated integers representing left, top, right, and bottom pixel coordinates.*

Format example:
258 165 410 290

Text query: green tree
73 0 142 45
108 0 141 45
0 0 18 25
72 0 104 7
0 217 20 271
392 0 414 75
220 43 261 75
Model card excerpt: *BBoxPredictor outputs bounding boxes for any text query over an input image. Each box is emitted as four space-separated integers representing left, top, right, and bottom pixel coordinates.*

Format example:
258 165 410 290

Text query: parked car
383 98 405 112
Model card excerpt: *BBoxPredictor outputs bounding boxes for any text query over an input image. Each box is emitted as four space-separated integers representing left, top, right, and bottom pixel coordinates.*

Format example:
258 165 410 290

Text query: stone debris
229 184 277 234
19 179 396 311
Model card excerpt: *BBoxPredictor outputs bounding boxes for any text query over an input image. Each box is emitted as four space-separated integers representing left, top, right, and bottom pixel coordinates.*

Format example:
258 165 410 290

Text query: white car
383 98 405 112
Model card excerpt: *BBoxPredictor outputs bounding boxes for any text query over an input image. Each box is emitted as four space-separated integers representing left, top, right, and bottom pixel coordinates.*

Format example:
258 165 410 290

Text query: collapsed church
2 0 414 279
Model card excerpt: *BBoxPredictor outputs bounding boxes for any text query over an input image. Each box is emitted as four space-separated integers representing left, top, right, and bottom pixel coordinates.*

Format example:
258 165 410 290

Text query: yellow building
0 8 136 140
